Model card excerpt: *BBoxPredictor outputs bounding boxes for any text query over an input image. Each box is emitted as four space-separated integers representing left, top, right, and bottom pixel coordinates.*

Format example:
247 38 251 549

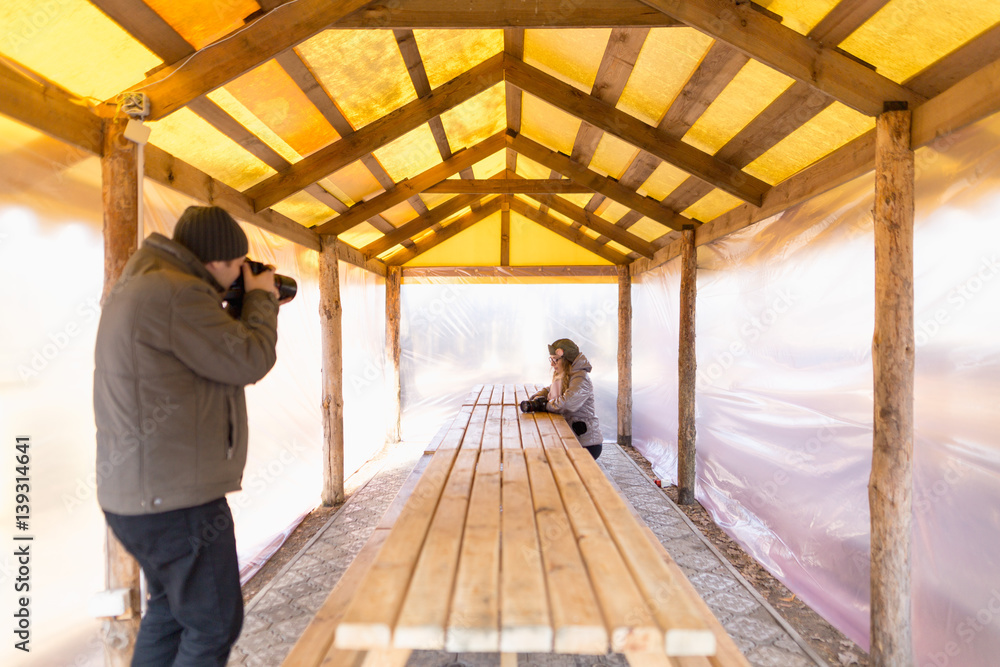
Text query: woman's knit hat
548 338 580 362
173 206 248 263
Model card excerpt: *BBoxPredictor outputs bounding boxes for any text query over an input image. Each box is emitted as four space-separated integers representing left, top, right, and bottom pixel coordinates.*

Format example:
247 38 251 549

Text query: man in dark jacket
94 206 280 666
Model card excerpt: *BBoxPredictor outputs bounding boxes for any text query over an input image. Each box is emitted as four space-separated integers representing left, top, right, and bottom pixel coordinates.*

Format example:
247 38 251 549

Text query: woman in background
526 338 604 459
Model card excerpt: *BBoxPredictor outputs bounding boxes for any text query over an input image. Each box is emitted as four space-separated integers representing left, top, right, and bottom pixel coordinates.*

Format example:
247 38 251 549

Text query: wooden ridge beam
425 179 591 194
315 132 506 235
634 0 924 116
118 0 377 121
508 198 629 265
503 56 770 206
386 197 504 265
521 192 656 259
247 53 504 211
360 194 486 258
508 132 691 231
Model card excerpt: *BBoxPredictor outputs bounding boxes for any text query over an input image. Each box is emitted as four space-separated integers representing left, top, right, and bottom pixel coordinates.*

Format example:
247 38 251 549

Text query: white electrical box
89 588 133 619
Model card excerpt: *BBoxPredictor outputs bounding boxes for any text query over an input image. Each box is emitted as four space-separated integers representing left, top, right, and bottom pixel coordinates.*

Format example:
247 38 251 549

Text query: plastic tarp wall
399 280 618 445
0 161 386 665
633 111 1000 665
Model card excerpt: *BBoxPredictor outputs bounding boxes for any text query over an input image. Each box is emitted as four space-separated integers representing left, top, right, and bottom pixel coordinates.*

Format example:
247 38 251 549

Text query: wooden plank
425 179 591 194
517 409 543 450
378 454 435 530
440 405 475 451
502 384 516 406
463 405 490 450
247 54 503 211
463 385 485 406
482 405 503 450
500 448 552 651
477 386 495 406
508 198 630 265
386 197 505 264
360 194 484 258
911 57 1000 150
523 448 607 653
545 447 662 653
514 385 530 406
658 42 748 140
394 28 456 164
358 649 413 667
634 0 924 116
504 57 770 206
126 0 377 120
335 446 461 649
550 414 583 449
567 448 715 655
500 405 521 449
511 132 689 233
393 449 479 649
501 207 511 266
446 447 502 651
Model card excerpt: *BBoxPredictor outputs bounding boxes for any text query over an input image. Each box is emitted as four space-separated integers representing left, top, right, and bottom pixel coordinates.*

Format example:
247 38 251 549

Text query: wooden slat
504 57 770 206
500 448 552 651
517 410 543 450
523 448 607 653
394 28 456 165
378 454 434 530
425 179 591 194
500 405 520 449
463 385 485 406
316 133 505 235
334 446 461 648
501 207 511 266
463 405 490 450
124 0 376 120
386 197 504 264
424 422 452 455
489 385 504 406
550 414 583 449
634 0 924 116
446 447 502 651
247 54 503 211
911 57 1000 150
360 194 485 258
508 198 630 265
514 385 530 406
502 384 516 406
439 405 475 450
567 448 716 655
481 405 503 450
476 386 495 406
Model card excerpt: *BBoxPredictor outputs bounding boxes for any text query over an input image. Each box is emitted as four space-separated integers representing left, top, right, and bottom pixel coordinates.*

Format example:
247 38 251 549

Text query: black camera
519 396 548 413
224 259 297 318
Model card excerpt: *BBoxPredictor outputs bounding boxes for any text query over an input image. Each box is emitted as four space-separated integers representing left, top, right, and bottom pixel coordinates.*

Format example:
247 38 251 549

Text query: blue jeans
105 498 243 666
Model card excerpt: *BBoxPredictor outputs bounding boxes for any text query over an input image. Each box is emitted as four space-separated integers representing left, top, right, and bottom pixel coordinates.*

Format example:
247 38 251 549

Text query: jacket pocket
226 390 238 460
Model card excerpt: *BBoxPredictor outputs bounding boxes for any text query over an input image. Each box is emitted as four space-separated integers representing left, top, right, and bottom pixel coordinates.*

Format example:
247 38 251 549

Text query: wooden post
870 102 915 666
500 198 511 266
385 265 402 444
100 117 141 666
617 263 632 447
320 237 345 505
677 226 697 505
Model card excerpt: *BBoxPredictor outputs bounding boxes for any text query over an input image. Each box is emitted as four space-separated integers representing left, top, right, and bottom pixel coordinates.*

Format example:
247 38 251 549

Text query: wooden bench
282 384 750 667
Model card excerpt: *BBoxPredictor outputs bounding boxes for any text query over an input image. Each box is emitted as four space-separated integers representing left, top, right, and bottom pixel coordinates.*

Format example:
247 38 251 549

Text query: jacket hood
140 232 225 292
570 353 593 373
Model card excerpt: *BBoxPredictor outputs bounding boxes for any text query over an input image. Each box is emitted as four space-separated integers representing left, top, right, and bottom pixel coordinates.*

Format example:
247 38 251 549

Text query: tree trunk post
385 265 402 444
320 237 345 505
617 263 632 447
677 225 697 505
100 117 142 666
870 102 915 666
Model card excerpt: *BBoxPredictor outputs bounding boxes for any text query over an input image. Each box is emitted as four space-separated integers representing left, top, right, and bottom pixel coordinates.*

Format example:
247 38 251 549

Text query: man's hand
242 263 280 300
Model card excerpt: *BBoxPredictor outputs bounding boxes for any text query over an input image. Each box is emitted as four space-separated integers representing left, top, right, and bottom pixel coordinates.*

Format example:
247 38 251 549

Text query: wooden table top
284 384 747 667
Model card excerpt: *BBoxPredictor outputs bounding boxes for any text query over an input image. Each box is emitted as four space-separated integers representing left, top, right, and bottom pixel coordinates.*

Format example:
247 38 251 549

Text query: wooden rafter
314 132 505 235
247 53 503 211
521 192 656 259
360 194 486 258
904 20 1000 99
89 0 195 62
634 0 924 115
385 196 504 265
116 0 378 120
508 132 691 231
508 197 629 265
504 28 525 175
807 0 891 45
503 56 770 206
426 179 591 194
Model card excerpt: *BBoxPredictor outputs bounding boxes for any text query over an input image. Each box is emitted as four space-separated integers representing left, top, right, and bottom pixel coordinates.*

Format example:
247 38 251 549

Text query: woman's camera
519 396 548 413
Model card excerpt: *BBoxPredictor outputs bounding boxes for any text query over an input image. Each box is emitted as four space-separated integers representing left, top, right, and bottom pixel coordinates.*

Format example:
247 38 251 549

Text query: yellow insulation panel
297 30 416 130
0 0 160 102
405 211 501 266
417 192 457 210
207 88 302 165
598 200 631 224
372 124 443 183
617 28 714 126
511 211 611 266
471 152 507 180
745 102 874 185
682 190 743 223
520 94 582 156
326 161 384 207
380 200 419 226
148 108 275 191
638 161 691 200
339 222 383 250
514 155 553 181
143 0 258 50
589 135 639 180
440 83 506 152
270 191 336 228
413 29 503 88
760 0 841 37
840 0 1000 84
523 29 612 93
627 217 672 243
683 59 795 156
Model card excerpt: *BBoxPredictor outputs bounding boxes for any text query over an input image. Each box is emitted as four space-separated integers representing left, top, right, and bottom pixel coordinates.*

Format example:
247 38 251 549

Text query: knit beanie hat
172 206 248 263
548 338 580 363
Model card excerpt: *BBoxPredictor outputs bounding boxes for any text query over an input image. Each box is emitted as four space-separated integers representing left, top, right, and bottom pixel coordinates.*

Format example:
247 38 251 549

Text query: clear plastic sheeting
632 111 1000 663
400 281 619 445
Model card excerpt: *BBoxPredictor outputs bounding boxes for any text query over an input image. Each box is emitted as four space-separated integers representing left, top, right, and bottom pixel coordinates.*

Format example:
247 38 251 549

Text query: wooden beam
523 193 656 259
870 104 914 666
425 179 591 194
89 0 194 62
320 236 346 505
617 264 632 448
315 132 505 235
386 197 504 265
0 61 104 155
508 198 628 265
658 41 749 139
905 21 1000 99
501 208 511 266
401 266 619 279
504 57 770 206
807 0 891 45
360 194 485 258
677 226 696 506
394 28 458 167
247 54 504 211
121 0 378 120
338 0 680 28
504 28 524 173
634 0 924 115
509 133 690 231
386 266 402 444
911 56 1000 148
